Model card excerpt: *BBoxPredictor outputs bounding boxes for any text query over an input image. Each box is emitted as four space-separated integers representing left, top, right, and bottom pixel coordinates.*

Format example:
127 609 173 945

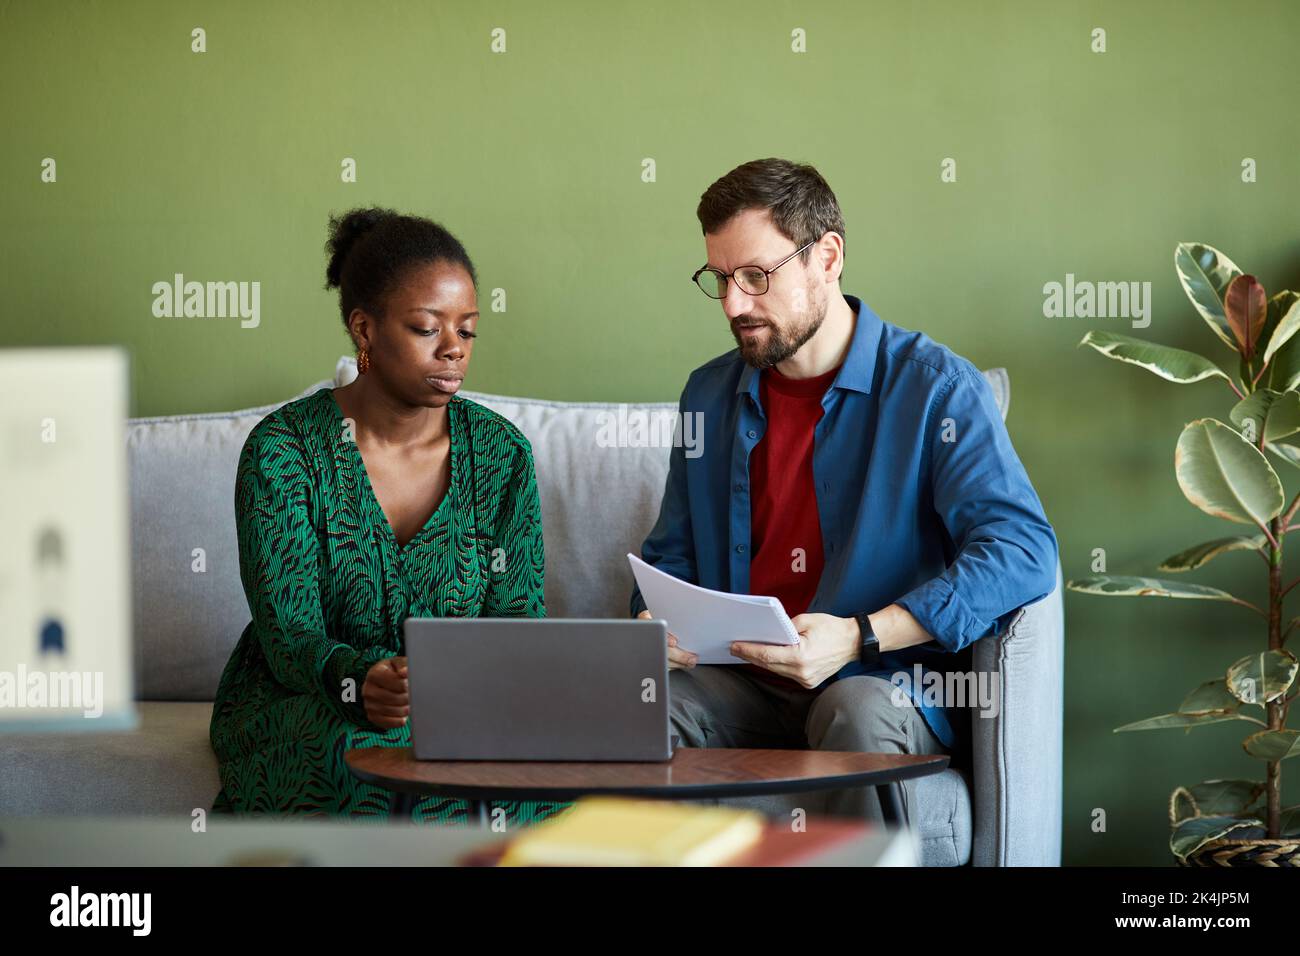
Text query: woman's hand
363 656 410 728
638 610 697 670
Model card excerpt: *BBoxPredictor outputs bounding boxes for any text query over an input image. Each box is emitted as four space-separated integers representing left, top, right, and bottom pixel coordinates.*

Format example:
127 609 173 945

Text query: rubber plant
1068 242 1300 865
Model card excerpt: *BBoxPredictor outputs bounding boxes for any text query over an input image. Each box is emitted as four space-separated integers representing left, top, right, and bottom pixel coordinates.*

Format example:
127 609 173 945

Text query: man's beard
731 291 826 369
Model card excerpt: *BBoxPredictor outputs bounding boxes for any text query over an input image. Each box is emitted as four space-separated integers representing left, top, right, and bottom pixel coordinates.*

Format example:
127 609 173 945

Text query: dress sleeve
235 414 390 726
480 437 546 618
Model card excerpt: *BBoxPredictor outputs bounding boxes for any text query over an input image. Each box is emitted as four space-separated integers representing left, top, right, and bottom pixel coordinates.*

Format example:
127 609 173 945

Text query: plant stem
1233 597 1269 617
1284 492 1300 529
1260 525 1280 551
1267 514 1283 838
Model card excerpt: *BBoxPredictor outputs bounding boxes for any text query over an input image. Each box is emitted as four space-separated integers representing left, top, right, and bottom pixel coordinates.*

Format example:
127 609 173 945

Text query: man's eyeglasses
691 238 816 299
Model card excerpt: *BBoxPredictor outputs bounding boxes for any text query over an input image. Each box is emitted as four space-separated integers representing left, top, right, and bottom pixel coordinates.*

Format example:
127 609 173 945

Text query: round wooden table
345 746 949 827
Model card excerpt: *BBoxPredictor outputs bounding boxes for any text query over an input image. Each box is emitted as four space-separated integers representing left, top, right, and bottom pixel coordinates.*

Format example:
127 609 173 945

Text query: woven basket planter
1181 836 1300 867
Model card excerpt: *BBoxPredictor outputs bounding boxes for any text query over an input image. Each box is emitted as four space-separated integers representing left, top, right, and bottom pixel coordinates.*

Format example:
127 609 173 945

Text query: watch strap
855 612 881 669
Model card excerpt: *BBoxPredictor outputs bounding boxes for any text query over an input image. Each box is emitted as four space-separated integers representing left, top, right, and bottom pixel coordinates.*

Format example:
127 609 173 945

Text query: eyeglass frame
690 237 818 299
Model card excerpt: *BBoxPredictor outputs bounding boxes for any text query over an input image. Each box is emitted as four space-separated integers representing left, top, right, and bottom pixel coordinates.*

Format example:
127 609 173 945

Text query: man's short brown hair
696 158 845 262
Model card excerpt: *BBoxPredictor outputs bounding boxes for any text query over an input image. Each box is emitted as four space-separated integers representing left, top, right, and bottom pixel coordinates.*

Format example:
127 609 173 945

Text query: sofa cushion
0 701 219 815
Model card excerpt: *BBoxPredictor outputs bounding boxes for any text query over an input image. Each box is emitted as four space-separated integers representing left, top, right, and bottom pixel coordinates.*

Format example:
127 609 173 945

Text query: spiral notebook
627 554 800 664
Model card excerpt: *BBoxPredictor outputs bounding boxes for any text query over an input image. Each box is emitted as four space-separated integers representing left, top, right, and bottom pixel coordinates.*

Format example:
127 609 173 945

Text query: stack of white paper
627 554 801 664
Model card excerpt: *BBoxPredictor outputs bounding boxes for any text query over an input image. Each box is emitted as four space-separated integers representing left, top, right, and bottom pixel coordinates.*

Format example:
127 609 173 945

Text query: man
631 157 1059 825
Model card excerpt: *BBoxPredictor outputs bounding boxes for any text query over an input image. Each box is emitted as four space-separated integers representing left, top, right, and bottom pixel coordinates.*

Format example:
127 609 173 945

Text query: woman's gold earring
357 347 370 375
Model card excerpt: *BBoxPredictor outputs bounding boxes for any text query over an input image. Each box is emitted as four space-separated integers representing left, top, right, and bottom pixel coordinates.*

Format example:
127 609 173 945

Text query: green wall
4 0 1298 865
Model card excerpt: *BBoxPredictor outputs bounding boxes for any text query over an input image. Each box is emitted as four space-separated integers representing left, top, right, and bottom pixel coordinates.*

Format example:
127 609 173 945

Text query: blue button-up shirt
630 293 1059 750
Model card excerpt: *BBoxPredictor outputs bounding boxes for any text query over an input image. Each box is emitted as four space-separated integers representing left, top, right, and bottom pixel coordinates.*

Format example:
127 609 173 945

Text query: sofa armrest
969 559 1064 866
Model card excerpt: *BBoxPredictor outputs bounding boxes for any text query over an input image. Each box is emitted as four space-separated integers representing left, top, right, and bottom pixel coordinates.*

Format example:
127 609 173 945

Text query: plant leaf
1242 729 1300 760
1229 389 1300 444
1078 331 1230 385
1225 274 1268 359
1188 780 1266 818
1226 649 1299 704
1266 440 1300 469
1179 679 1241 714
1169 786 1196 825
1169 780 1266 825
1281 805 1300 837
1170 815 1262 862
1257 289 1293 359
1174 418 1284 526
1157 534 1266 572
1262 290 1300 373
1116 712 1252 732
1264 391 1300 441
1175 242 1244 352
1067 574 1248 602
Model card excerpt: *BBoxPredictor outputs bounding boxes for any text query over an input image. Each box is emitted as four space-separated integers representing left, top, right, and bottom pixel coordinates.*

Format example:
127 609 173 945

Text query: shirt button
734 483 745 492
736 544 747 554
747 429 757 439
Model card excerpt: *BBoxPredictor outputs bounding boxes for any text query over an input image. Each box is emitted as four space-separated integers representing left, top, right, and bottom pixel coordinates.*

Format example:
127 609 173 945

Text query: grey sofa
0 357 1064 866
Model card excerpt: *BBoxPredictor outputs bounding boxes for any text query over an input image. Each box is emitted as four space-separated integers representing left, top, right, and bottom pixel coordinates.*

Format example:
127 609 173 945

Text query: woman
209 207 563 825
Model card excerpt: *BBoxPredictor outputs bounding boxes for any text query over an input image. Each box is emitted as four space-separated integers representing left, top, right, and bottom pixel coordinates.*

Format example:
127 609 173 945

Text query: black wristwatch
855 612 881 669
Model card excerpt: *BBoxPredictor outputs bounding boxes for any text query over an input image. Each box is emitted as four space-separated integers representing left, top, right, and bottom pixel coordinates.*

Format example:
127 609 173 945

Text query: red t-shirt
744 362 841 689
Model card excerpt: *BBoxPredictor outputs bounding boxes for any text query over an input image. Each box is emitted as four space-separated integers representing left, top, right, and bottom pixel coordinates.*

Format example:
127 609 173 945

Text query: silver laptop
404 618 675 761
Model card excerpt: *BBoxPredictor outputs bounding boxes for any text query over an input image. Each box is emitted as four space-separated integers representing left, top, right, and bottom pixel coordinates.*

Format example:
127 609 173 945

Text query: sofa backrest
127 360 1011 701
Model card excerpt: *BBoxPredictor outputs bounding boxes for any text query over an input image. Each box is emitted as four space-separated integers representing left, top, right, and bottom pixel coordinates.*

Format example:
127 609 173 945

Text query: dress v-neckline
323 388 458 554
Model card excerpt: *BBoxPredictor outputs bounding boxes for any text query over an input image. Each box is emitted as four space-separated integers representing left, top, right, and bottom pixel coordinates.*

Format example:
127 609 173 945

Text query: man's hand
730 612 860 688
363 656 409 729
638 610 697 669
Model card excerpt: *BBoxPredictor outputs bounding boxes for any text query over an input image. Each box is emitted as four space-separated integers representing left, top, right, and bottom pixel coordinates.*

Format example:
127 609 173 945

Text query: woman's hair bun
323 207 478 329
324 207 395 289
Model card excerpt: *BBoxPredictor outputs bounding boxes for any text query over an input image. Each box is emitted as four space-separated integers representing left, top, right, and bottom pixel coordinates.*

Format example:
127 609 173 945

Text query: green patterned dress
210 387 567 825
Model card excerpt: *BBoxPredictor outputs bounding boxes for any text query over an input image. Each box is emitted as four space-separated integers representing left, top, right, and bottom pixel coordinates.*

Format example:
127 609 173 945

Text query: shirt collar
735 293 882 398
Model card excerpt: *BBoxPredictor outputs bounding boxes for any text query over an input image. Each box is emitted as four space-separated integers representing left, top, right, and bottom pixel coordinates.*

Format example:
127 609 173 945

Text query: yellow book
497 796 765 867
